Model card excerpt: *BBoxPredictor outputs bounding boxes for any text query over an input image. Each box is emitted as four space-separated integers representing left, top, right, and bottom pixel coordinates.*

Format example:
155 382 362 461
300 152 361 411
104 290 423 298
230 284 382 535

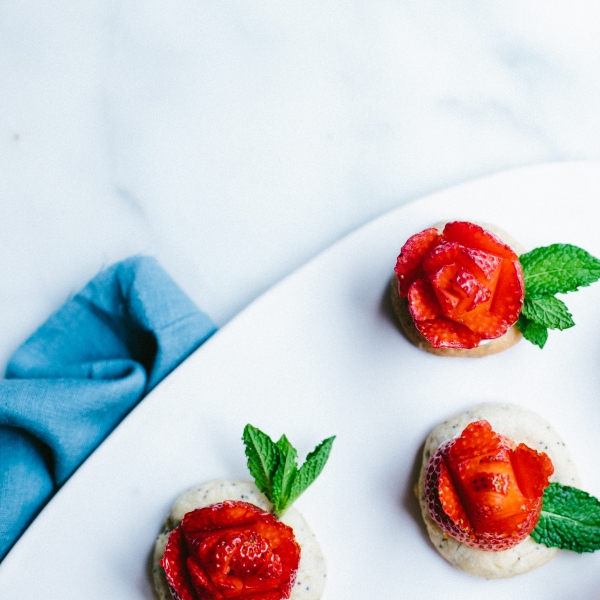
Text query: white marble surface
2 1 600 374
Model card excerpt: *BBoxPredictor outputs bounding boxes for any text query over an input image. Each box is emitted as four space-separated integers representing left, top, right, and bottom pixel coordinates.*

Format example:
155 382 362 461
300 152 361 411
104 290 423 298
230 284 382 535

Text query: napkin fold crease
0 256 216 561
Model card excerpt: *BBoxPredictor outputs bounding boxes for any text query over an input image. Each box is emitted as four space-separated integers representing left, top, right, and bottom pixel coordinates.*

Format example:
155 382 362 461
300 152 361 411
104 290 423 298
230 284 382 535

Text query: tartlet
153 480 326 600
392 219 600 353
391 221 526 357
153 425 334 600
416 403 580 579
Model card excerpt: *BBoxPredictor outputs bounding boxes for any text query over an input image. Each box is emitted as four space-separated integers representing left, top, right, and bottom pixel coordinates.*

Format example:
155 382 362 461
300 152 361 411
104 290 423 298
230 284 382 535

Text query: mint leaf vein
520 244 600 297
531 482 600 553
272 435 298 516
522 296 574 331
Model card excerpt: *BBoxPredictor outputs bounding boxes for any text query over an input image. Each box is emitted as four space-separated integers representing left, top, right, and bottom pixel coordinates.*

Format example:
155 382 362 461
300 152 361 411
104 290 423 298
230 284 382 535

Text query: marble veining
2 1 600 372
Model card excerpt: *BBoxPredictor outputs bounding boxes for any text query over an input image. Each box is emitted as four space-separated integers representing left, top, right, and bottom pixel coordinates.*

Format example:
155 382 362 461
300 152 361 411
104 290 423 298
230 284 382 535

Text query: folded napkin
0 256 216 560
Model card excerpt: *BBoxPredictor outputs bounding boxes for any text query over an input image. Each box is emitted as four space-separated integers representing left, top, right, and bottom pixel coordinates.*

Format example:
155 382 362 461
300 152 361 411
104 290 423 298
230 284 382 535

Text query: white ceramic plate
2 162 600 599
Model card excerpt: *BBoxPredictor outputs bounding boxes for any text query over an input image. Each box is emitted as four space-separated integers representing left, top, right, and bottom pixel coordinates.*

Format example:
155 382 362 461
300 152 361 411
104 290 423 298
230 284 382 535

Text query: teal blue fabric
0 256 216 560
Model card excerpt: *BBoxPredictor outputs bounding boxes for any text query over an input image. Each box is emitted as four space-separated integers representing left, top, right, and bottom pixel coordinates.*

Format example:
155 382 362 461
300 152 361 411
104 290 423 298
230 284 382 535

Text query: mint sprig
531 482 600 553
243 424 335 517
517 244 600 348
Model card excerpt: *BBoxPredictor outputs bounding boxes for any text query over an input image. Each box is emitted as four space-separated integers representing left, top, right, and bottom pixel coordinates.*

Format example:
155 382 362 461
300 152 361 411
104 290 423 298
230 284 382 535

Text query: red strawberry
421 242 464 276
395 228 441 296
489 260 525 324
512 443 555 499
407 278 443 321
395 222 525 349
160 527 197 600
437 459 471 530
424 421 553 551
442 221 518 260
453 266 491 309
161 501 300 600
430 264 492 316
414 317 481 349
461 247 502 280
428 264 462 315
408 273 484 346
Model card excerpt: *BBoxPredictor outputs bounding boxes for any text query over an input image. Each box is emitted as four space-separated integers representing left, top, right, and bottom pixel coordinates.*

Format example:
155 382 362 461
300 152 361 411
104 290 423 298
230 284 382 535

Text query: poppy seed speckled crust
416 403 580 579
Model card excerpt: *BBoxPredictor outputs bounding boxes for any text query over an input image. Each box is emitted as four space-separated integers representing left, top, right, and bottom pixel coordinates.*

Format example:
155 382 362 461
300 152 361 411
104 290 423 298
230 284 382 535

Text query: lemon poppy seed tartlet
391 222 526 357
416 403 580 579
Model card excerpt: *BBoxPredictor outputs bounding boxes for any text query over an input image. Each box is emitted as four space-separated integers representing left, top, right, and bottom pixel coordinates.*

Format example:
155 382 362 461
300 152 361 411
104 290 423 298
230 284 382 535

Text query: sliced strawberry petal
442 222 518 260
448 421 507 464
407 278 443 321
453 266 491 310
454 260 522 339
160 527 197 600
462 247 502 280
429 264 461 316
421 242 464 276
489 259 524 325
511 443 554 499
187 554 229 597
395 228 441 297
430 264 491 316
438 459 471 530
414 317 481 349
182 501 260 535
456 307 510 339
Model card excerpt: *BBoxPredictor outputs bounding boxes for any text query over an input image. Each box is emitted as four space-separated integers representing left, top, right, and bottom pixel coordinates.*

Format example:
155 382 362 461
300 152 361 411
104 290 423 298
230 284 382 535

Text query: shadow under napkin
0 256 216 561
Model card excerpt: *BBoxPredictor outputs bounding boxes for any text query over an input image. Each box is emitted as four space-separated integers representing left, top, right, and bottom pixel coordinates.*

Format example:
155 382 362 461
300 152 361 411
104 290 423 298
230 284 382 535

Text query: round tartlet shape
416 403 581 579
153 480 326 600
391 222 525 357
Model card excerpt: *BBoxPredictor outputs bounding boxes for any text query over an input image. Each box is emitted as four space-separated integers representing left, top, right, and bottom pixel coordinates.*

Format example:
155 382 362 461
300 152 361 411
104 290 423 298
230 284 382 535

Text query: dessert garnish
161 501 301 600
531 483 600 553
425 420 600 553
243 424 335 518
394 221 600 349
159 425 335 600
518 244 600 347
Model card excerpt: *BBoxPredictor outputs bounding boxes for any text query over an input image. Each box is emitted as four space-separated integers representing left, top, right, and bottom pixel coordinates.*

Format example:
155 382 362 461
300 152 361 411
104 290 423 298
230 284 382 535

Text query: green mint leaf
520 244 600 297
271 435 298 517
531 482 600 553
521 296 575 331
288 436 336 508
243 426 335 517
517 313 548 348
242 424 280 503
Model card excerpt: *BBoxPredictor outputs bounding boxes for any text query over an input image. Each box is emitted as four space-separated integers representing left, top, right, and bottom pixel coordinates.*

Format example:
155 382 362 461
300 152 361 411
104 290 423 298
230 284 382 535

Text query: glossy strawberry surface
424 421 554 551
394 228 441 297
395 222 524 348
160 501 300 600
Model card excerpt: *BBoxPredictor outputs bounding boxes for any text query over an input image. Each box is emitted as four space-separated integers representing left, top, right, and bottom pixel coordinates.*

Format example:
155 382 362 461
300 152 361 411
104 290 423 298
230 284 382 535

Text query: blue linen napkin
0 256 216 560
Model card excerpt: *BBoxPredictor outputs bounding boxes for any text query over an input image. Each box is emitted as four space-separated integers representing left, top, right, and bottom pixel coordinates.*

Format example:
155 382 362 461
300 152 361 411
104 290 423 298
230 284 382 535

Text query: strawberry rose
424 420 554 551
394 221 524 349
160 500 301 600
